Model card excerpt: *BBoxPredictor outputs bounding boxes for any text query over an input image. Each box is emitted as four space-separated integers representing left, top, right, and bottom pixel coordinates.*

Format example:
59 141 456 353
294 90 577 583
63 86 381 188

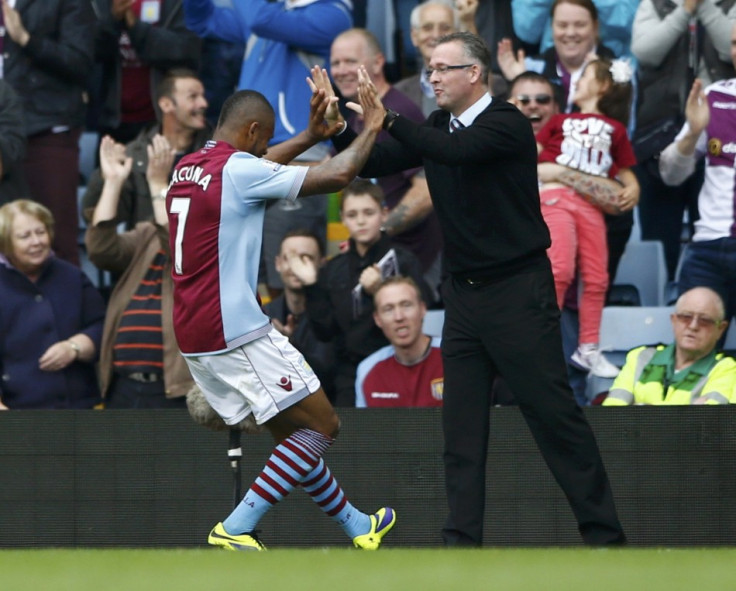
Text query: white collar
451 92 492 129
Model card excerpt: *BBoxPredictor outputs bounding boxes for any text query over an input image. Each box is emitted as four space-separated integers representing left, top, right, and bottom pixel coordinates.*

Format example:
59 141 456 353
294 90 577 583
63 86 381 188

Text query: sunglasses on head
515 94 553 106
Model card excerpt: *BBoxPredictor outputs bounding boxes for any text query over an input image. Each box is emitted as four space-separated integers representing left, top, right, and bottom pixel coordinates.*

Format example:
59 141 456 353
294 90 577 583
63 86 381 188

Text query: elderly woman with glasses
0 199 105 409
603 287 736 405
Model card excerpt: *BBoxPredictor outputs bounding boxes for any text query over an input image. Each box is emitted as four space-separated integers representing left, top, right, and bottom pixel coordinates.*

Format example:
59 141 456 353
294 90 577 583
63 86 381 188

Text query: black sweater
334 99 550 280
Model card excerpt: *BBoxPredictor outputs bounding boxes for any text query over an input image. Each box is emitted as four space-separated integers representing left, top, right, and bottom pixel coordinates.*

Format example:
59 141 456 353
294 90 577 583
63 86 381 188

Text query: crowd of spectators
1 0 736 409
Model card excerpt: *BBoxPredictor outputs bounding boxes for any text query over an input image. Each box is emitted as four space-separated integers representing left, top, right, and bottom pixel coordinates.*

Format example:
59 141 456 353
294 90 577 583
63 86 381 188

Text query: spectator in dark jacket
0 80 28 205
0 199 105 410
1 0 96 266
93 0 202 144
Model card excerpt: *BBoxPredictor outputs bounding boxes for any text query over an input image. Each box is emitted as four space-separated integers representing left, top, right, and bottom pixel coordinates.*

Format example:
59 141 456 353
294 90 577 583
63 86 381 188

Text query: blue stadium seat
586 305 674 403
77 131 111 290
613 240 668 306
724 323 736 355
78 131 99 186
423 309 444 338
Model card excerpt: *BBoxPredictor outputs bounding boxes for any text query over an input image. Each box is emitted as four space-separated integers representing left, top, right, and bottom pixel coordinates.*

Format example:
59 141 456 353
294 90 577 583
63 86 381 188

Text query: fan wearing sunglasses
508 73 559 135
603 287 736 405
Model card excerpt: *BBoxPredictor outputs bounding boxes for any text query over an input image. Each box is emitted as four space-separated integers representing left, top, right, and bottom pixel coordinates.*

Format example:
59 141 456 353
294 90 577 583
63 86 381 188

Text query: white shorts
184 327 321 426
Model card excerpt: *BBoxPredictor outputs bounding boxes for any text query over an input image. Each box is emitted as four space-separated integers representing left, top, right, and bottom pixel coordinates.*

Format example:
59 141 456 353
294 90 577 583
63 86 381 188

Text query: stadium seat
423 309 444 337
724 323 736 355
662 243 690 305
605 283 641 307
78 131 99 186
77 131 112 292
629 206 642 243
586 305 674 403
612 240 668 306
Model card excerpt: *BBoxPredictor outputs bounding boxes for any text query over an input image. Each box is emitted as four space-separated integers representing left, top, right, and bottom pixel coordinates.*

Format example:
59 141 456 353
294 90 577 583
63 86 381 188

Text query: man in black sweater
329 32 626 546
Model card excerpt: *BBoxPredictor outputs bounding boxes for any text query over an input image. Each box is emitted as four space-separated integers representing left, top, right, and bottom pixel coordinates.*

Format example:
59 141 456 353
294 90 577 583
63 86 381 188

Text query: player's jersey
355 337 444 407
166 140 307 355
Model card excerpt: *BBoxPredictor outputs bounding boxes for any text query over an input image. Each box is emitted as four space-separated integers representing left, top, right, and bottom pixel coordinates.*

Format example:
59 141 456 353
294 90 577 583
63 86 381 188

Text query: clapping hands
146 134 176 187
685 79 710 136
306 65 385 136
99 136 132 183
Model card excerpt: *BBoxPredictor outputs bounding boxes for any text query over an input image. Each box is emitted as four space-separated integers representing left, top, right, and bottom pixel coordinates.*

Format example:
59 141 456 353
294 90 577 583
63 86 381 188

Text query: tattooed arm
539 162 624 215
382 173 433 236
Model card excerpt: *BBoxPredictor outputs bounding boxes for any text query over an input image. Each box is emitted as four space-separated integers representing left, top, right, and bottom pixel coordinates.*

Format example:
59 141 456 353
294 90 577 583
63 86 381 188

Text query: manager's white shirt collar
451 92 492 130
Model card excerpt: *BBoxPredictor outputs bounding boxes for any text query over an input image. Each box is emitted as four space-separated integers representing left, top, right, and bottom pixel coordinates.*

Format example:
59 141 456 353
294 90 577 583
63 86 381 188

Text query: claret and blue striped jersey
166 140 307 355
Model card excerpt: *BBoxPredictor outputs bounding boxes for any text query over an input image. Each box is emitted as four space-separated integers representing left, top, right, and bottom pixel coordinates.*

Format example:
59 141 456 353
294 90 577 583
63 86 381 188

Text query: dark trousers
604 209 633 283
440 263 625 546
635 160 702 280
106 375 186 410
23 128 82 266
678 237 736 323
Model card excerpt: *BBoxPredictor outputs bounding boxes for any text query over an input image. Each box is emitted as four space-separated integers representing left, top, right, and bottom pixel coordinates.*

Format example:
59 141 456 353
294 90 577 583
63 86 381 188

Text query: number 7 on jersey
170 197 190 275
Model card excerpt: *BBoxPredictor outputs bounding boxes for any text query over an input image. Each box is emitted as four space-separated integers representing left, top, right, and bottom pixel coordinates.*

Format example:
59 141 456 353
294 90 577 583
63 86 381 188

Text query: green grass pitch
2 548 735 591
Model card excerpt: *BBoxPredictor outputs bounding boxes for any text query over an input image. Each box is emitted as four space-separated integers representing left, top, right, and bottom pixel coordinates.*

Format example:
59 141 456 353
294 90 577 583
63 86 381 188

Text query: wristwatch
383 109 399 131
67 340 81 358
153 188 167 202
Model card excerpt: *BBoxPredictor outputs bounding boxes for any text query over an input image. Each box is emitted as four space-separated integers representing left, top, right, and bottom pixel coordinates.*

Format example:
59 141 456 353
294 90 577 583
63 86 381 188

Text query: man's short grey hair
410 0 459 30
436 31 491 82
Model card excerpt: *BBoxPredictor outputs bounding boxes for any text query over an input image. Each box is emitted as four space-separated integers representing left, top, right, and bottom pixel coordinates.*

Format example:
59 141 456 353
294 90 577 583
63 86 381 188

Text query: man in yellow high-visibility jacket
604 287 736 405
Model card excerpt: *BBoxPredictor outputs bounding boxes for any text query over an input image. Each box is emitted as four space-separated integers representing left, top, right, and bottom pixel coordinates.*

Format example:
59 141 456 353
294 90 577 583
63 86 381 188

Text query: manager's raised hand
356 65 385 133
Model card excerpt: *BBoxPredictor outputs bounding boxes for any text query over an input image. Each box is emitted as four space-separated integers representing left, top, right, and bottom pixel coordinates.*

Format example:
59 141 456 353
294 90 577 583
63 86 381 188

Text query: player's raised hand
355 65 385 133
306 87 344 141
307 66 342 127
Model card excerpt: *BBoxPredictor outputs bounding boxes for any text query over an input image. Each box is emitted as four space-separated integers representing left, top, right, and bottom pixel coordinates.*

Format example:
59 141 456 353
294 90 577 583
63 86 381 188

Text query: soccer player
164 74 396 550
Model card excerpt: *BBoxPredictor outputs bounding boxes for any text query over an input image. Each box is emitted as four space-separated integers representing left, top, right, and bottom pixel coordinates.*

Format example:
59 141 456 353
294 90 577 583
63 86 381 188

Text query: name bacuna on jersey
168 164 212 192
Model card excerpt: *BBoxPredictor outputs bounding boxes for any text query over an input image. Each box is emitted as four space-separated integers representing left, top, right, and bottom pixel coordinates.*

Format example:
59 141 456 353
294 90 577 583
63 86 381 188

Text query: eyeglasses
425 64 475 77
673 312 723 329
514 94 553 106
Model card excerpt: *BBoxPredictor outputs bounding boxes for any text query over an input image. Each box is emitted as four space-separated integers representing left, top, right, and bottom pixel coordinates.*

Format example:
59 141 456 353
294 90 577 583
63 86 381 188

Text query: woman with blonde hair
0 199 105 409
